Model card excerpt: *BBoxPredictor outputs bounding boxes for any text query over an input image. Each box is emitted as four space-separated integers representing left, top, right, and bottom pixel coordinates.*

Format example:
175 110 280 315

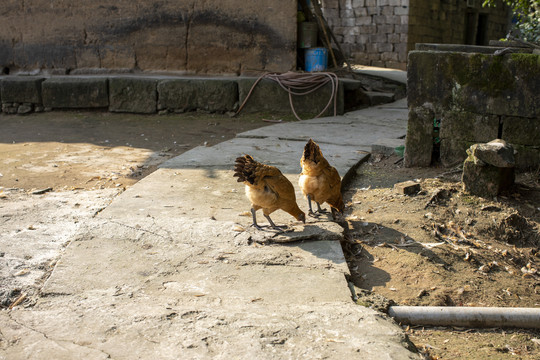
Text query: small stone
17 103 33 114
393 180 420 195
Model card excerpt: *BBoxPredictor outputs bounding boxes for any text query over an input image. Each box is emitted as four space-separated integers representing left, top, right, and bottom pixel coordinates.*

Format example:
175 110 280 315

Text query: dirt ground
0 111 272 191
1 110 539 359
343 154 540 359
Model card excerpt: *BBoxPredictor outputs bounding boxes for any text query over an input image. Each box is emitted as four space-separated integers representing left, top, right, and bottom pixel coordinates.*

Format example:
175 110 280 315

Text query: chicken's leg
331 207 338 221
307 195 327 217
316 202 328 214
307 194 319 217
250 208 264 230
263 213 285 231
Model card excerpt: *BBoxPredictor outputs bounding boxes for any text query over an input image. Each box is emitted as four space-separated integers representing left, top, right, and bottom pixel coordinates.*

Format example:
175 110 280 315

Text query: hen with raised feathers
234 155 305 230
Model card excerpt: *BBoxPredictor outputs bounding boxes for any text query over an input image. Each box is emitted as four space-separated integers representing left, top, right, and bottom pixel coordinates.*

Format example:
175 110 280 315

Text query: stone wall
0 75 373 116
405 48 540 170
321 0 509 70
322 0 409 70
408 0 509 52
0 1 296 75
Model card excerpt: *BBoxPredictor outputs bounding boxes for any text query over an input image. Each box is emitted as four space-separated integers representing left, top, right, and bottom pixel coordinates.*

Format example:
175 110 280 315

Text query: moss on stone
509 53 540 77
449 53 514 97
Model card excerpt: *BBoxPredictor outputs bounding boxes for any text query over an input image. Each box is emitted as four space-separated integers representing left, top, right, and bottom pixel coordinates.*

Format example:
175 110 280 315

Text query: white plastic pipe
388 306 540 329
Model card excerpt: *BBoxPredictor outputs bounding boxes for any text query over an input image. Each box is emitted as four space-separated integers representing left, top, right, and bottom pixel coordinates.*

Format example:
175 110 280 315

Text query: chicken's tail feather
233 154 258 185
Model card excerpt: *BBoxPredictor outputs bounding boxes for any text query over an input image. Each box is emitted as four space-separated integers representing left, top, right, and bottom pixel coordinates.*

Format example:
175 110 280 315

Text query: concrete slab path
1 94 419 358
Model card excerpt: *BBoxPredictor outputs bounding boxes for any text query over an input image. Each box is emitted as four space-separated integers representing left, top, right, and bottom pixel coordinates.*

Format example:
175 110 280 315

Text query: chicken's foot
264 214 287 232
307 195 328 218
250 208 285 232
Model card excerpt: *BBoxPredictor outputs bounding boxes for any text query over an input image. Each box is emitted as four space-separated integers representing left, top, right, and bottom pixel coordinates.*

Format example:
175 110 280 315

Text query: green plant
483 0 540 43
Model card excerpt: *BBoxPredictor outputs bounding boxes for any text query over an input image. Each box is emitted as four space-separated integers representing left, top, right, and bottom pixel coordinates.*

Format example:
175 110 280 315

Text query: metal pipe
388 306 540 329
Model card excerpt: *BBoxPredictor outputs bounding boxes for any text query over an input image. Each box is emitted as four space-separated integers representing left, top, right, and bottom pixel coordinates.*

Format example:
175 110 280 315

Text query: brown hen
299 139 344 220
234 155 305 230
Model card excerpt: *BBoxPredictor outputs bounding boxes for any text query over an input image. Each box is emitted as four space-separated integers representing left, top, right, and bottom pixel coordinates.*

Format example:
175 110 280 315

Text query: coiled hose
235 71 339 121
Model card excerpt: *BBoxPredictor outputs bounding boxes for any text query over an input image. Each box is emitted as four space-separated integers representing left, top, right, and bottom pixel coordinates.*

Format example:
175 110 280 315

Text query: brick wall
321 0 509 70
322 0 409 70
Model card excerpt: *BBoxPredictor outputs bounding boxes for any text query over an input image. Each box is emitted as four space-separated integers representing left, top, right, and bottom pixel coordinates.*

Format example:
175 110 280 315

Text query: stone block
109 77 158 114
394 6 409 15
367 6 379 15
462 153 514 198
378 43 393 52
157 79 238 113
340 9 355 18
407 51 454 109
381 52 399 61
439 111 499 143
502 116 540 146
42 77 109 109
394 180 421 195
381 6 394 15
378 24 395 34
0 76 45 104
404 103 435 167
388 33 400 43
373 15 386 24
237 78 345 116
342 18 356 27
354 8 368 16
356 16 372 25
385 15 401 25
359 25 377 33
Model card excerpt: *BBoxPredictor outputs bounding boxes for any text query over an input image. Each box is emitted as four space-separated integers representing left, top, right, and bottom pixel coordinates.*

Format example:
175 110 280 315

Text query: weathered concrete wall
405 49 540 170
321 0 509 70
0 1 296 75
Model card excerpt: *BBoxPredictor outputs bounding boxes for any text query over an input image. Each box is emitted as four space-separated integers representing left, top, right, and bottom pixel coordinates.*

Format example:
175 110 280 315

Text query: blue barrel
305 47 328 72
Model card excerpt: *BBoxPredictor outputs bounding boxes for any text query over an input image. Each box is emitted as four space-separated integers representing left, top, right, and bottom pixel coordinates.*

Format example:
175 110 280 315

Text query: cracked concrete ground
1 91 420 358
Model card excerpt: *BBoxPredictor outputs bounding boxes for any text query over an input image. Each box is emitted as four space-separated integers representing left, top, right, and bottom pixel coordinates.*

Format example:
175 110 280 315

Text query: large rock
462 140 515 197
469 139 515 168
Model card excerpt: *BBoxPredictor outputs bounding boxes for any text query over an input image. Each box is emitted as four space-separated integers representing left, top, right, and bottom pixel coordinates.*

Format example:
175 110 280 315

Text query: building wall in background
0 1 297 75
322 0 509 70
